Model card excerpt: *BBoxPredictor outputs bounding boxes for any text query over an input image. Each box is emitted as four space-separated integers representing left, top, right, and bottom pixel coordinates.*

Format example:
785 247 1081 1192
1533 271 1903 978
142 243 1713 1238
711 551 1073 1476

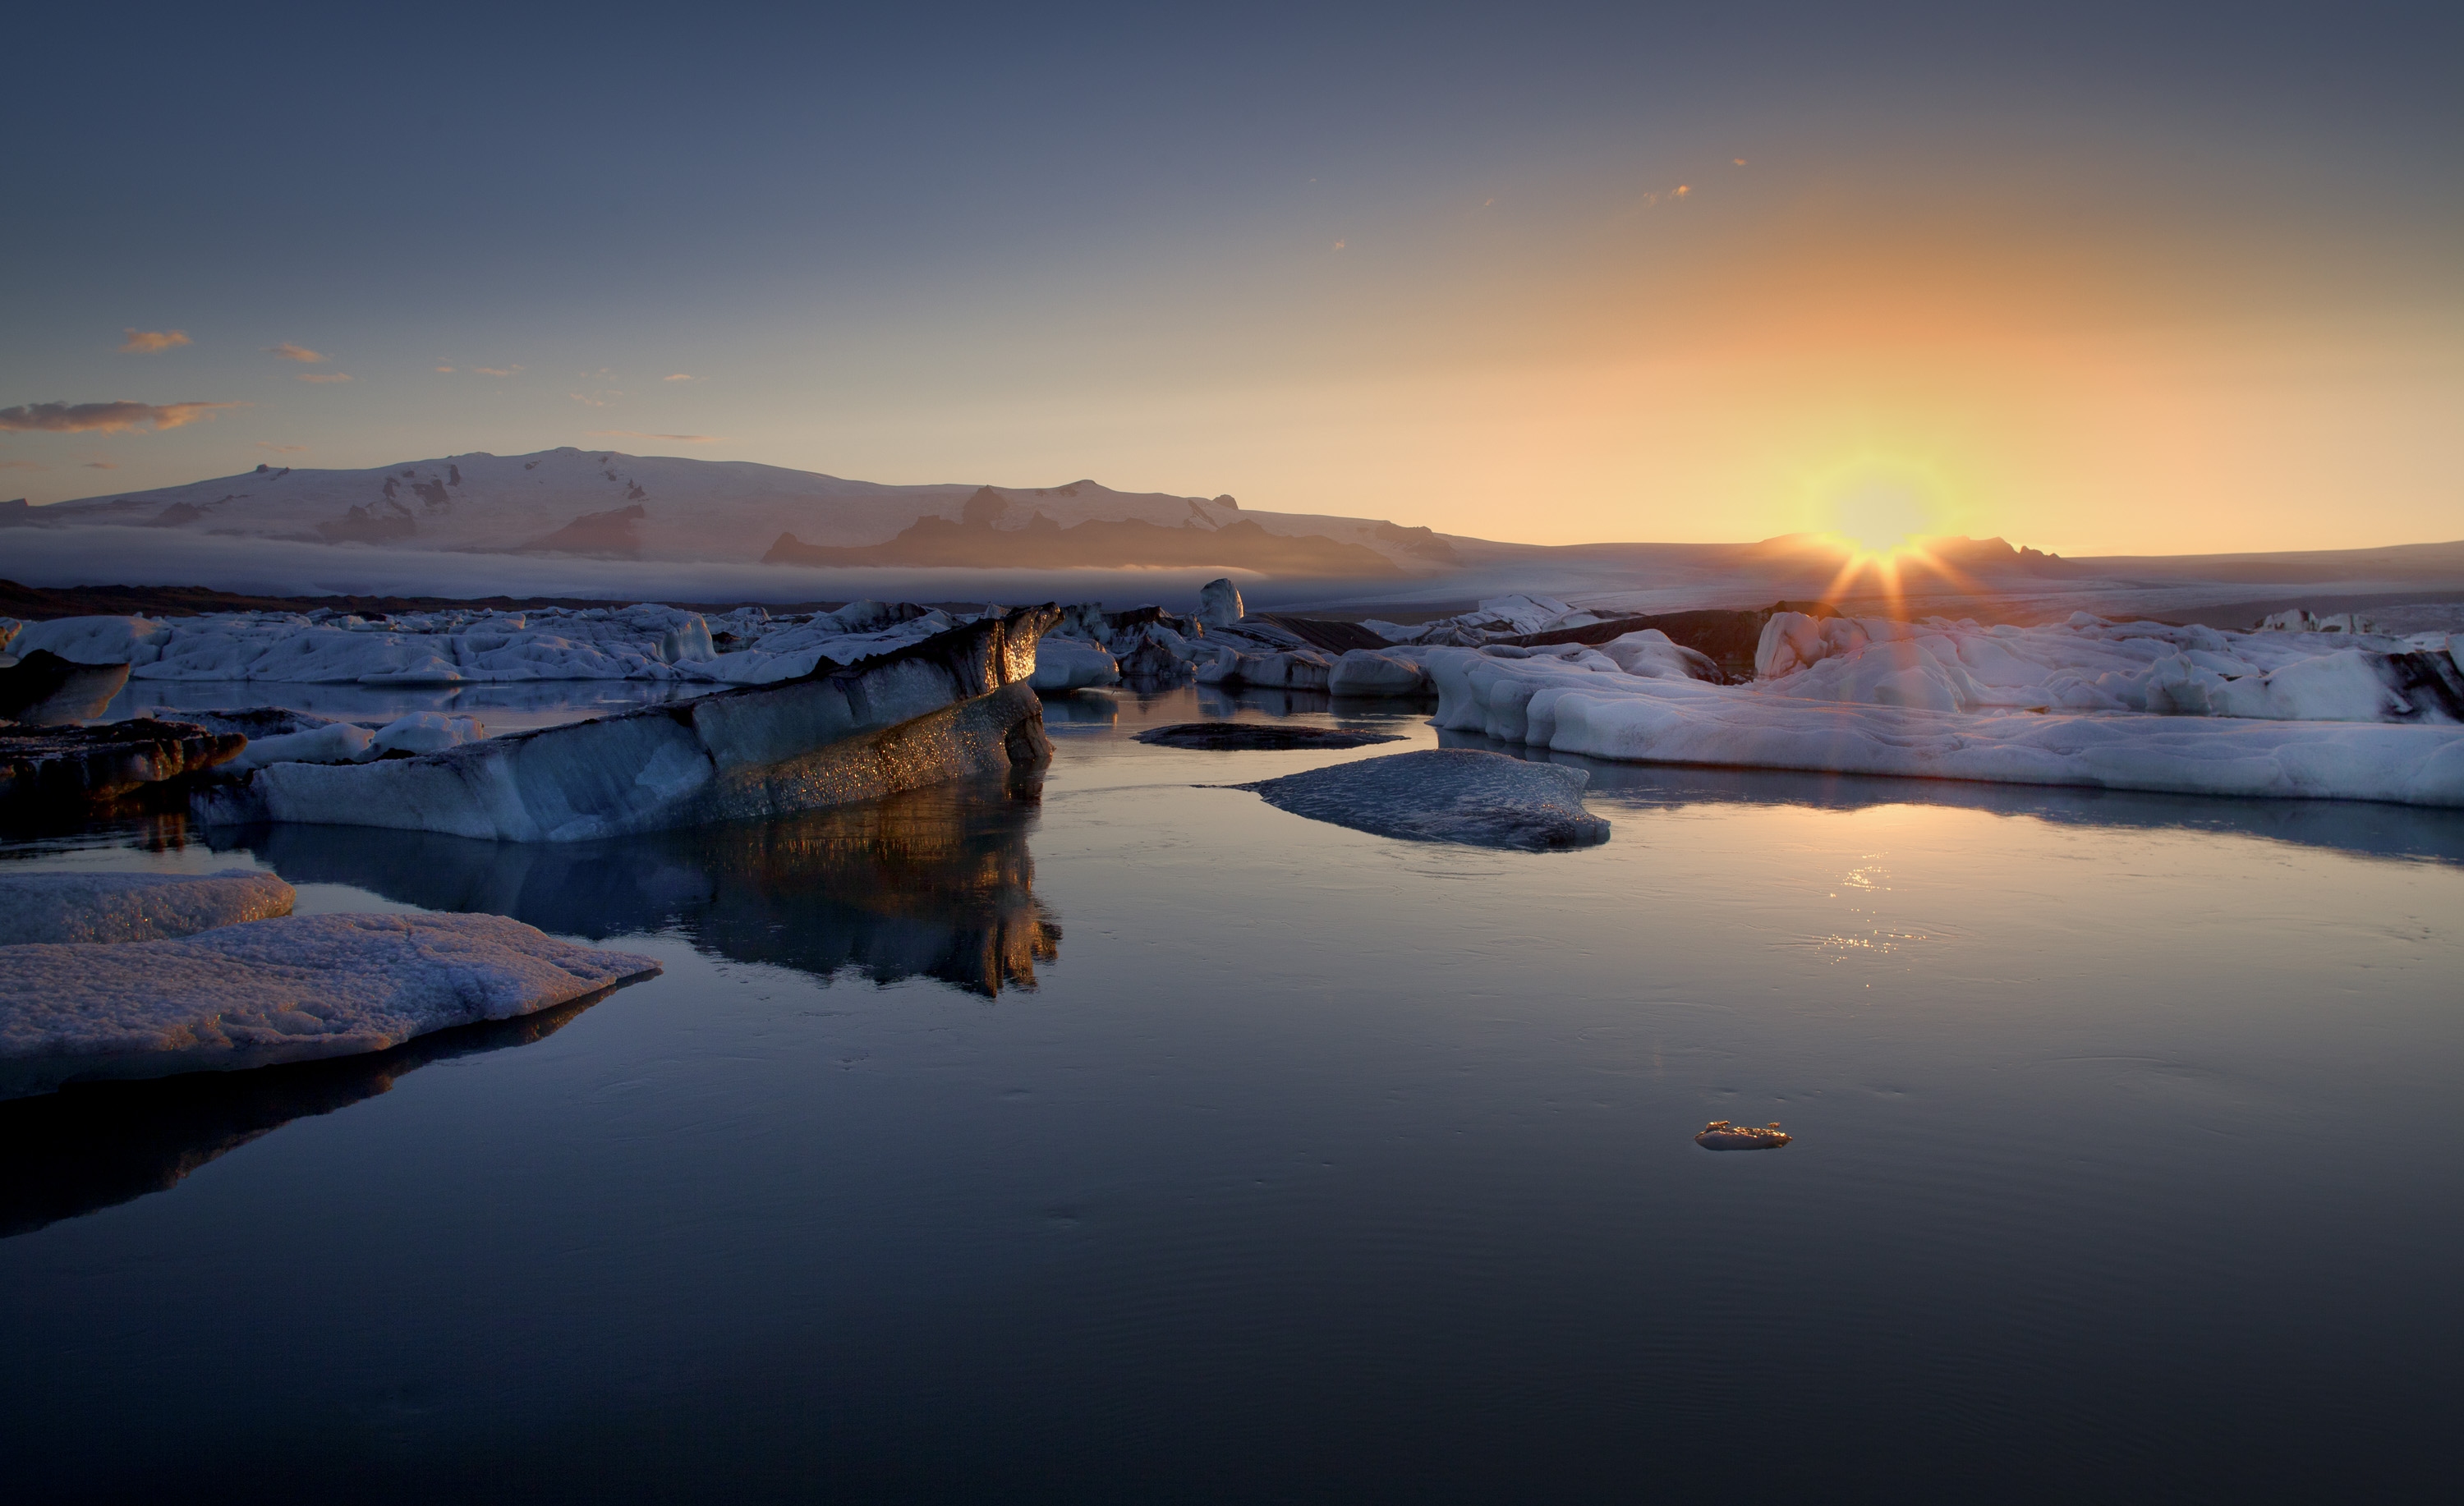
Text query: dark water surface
4 686 2460 1501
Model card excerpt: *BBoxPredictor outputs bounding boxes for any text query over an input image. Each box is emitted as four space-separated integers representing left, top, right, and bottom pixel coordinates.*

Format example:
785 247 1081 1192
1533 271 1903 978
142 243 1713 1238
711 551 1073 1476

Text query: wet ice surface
3 682 2462 1501
1237 747 1611 849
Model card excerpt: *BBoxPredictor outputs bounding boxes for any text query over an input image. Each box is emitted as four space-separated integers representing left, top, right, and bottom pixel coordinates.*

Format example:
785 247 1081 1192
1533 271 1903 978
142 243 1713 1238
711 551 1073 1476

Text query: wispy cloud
84 461 118 469
435 365 456 373
569 390 625 407
588 429 726 444
297 372 353 384
266 342 328 363
255 441 310 453
120 328 191 353
471 365 522 378
662 373 695 382
0 399 248 434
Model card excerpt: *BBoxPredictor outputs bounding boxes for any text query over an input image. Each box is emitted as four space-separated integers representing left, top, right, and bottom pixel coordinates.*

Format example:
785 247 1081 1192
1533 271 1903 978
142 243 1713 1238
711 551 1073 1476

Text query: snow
1425 643 2464 807
0 911 660 1098
1235 749 1611 850
0 870 294 945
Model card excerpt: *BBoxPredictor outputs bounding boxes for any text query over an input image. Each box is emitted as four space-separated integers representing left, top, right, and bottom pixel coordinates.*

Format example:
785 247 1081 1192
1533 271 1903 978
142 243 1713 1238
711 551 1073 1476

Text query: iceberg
0 870 295 945
0 911 661 1099
1425 640 2464 807
195 607 1062 840
1235 748 1611 850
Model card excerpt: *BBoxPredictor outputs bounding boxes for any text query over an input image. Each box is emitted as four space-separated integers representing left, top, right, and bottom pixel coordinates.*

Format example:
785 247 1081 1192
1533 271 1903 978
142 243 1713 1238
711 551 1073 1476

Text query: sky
2 1 2457 557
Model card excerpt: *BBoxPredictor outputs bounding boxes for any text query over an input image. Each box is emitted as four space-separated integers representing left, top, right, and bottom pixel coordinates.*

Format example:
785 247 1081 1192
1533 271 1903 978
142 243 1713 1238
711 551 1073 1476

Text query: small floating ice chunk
1135 722 1407 751
1695 1120 1791 1150
1235 748 1610 850
0 911 662 1098
0 870 295 945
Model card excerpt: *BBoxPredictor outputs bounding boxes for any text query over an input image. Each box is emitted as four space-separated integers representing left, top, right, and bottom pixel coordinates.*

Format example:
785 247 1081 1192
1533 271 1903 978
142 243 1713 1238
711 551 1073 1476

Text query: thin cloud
435 365 456 373
297 373 353 384
266 342 328 363
0 399 249 434
663 373 695 382
471 365 522 377
120 328 191 353
587 429 726 444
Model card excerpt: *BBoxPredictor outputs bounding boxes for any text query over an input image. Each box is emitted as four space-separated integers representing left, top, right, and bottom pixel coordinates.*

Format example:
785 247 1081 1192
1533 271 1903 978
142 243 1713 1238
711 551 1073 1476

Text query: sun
1796 454 1975 608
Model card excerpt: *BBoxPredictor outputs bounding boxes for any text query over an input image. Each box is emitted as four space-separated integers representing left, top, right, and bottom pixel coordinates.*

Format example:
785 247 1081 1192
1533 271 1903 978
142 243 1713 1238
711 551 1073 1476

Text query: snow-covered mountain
7 448 1462 578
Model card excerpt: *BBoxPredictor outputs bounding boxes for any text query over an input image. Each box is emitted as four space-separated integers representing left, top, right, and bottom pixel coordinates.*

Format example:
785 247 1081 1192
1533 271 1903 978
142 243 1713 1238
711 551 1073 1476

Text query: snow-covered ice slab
1236 749 1611 850
0 870 294 945
0 911 661 1099
1427 646 2464 807
197 607 1061 841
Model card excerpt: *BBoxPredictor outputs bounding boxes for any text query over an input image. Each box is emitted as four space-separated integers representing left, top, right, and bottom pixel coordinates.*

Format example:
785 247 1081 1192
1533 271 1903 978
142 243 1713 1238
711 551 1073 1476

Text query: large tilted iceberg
0 911 660 1099
195 607 1063 840
1427 614 2464 806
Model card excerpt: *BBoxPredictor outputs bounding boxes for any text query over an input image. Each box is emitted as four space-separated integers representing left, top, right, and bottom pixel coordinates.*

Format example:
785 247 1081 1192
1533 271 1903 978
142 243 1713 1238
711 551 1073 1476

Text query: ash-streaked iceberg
1235 748 1611 850
0 911 660 1099
196 607 1062 841
0 870 294 945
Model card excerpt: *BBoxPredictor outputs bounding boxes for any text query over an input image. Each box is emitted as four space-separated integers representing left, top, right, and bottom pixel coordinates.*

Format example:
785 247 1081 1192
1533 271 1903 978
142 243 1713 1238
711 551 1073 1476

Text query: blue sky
4 2 2457 553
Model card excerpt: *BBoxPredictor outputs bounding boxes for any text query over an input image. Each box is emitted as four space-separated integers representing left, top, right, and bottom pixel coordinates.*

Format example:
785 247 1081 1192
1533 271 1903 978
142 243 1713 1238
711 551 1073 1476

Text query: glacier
0 911 660 1099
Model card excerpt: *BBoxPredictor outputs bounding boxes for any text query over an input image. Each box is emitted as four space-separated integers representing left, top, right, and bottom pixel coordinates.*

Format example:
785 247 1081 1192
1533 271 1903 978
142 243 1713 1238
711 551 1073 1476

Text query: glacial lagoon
4 684 2461 1499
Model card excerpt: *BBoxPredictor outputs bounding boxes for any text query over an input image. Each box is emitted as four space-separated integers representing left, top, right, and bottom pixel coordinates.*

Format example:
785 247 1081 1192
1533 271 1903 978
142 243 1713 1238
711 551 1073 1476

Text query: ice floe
0 870 294 945
0 911 660 1098
1236 748 1611 850
2 719 246 815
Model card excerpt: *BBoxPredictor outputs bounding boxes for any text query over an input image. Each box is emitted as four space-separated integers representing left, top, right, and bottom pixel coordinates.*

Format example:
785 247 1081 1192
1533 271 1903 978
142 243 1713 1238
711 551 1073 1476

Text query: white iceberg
1749 611 2464 723
0 911 660 1098
1030 637 1122 691
0 870 295 945
1426 641 2464 807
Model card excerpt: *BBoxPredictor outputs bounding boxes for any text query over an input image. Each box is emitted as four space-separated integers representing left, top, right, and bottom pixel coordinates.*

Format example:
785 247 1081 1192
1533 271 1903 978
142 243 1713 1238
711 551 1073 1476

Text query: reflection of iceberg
222 775 1061 997
0 994 599 1239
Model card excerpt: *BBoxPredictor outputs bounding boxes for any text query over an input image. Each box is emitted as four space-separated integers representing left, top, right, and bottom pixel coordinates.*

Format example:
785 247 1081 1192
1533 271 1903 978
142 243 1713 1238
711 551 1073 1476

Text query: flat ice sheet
1236 748 1610 850
0 870 294 945
0 912 661 1098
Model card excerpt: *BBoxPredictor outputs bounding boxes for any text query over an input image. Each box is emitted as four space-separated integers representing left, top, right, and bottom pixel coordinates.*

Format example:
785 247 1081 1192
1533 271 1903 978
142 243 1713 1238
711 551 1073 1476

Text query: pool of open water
5 684 2461 1501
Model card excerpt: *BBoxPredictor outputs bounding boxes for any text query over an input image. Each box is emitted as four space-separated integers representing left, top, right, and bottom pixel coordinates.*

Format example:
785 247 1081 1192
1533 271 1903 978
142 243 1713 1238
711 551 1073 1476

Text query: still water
5 686 2461 1501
